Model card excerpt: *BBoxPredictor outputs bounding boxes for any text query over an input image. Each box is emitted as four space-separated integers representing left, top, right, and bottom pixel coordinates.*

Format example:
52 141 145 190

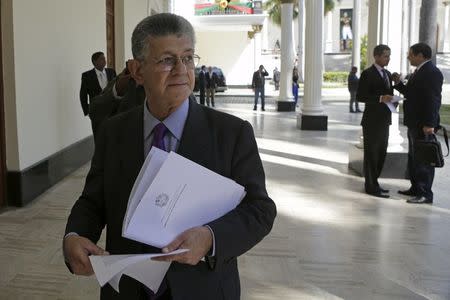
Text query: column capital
280 0 296 4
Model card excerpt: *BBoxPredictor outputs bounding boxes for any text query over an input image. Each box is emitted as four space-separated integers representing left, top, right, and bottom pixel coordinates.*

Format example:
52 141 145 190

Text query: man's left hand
153 226 213 265
423 126 434 135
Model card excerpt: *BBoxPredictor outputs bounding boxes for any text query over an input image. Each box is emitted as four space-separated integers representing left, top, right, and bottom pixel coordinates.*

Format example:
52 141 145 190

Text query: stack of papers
90 147 246 293
386 95 405 113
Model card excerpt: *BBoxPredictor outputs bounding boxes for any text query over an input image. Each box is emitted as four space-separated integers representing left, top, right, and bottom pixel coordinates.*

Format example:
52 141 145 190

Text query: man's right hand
63 235 109 276
380 95 393 103
392 72 401 84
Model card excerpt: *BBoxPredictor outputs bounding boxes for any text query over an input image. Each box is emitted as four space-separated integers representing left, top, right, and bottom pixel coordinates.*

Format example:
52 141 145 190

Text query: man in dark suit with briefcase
356 44 394 198
79 51 116 116
64 13 276 299
393 43 443 204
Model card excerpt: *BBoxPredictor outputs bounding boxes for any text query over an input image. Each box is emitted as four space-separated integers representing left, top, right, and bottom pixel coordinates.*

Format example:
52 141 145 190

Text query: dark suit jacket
65 98 277 300
252 70 269 89
80 68 116 116
356 65 394 127
394 61 443 129
198 71 207 90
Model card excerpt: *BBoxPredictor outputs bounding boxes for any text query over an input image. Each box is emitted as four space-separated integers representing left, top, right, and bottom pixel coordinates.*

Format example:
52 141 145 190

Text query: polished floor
1 98 450 299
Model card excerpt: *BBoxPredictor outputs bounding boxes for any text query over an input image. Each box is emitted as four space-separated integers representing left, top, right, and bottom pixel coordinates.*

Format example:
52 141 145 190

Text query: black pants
199 87 206 105
363 124 389 193
407 127 435 200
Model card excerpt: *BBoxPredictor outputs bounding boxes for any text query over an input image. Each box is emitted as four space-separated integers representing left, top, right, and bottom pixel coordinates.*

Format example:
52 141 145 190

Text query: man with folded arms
63 13 276 299
393 43 443 204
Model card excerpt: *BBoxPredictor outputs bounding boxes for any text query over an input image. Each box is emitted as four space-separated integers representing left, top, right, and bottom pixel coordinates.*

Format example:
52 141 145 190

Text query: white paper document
386 95 405 113
89 249 188 293
123 147 246 248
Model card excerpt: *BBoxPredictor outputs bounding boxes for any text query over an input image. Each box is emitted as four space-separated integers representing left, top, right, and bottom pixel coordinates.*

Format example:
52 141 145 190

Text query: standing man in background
252 64 268 111
79 51 116 116
356 44 394 198
348 66 361 113
198 65 207 105
206 66 217 107
393 43 443 204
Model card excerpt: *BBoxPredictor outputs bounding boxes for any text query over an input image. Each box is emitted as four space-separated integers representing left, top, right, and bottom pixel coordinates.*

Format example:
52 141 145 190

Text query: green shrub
323 71 348 83
360 35 368 71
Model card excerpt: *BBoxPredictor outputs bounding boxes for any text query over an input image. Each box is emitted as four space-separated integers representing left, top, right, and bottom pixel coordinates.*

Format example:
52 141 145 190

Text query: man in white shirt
79 51 116 116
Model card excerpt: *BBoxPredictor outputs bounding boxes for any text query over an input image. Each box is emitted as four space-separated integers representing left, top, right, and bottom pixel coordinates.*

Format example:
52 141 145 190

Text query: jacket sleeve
251 73 256 88
207 121 276 270
356 70 383 105
423 70 443 127
79 73 89 116
65 123 108 242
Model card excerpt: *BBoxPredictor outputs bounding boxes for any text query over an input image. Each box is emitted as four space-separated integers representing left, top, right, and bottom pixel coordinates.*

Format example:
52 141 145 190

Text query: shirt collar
416 59 431 71
374 63 385 72
143 98 189 141
94 68 106 76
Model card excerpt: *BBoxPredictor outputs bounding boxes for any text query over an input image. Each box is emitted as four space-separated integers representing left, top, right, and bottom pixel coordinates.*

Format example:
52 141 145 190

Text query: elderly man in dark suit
356 44 394 198
79 51 116 116
393 43 443 204
63 13 276 300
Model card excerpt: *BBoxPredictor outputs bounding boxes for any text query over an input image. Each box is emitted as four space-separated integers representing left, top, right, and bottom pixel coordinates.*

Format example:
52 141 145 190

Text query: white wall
196 31 256 85
4 0 106 170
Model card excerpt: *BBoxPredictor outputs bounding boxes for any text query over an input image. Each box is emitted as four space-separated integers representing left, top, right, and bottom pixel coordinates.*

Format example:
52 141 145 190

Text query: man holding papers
63 13 276 299
356 44 395 198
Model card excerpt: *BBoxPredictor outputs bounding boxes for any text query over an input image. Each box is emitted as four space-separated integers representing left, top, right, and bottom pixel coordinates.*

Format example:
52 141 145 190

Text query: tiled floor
1 98 450 299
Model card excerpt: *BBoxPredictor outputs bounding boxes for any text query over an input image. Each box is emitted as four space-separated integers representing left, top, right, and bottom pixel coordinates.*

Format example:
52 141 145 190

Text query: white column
278 1 295 104
443 1 450 52
352 0 361 73
408 0 417 71
297 0 304 82
367 0 380 66
400 0 409 74
301 0 324 116
325 11 333 53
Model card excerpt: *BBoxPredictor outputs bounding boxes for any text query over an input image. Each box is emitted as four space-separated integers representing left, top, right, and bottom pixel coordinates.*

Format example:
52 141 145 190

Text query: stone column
352 0 361 73
400 0 409 74
297 0 304 82
419 0 438 63
408 0 417 71
367 0 380 66
443 1 450 52
277 0 296 111
325 11 333 53
297 0 327 130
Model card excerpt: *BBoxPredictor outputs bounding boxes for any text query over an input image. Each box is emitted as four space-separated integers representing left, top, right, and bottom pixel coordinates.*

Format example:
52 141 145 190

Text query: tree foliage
264 0 339 26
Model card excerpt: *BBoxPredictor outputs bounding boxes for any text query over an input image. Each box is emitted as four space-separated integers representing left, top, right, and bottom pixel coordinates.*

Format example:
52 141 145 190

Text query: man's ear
128 59 145 85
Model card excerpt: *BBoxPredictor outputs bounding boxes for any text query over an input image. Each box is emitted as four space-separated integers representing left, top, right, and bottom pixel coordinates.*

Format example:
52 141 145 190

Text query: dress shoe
406 196 432 204
261 108 265 111
253 106 257 111
356 109 362 113
398 189 416 196
379 187 389 193
350 110 355 113
367 191 390 198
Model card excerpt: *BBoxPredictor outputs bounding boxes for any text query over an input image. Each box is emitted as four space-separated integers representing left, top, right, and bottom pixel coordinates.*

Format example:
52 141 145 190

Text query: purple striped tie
151 123 168 151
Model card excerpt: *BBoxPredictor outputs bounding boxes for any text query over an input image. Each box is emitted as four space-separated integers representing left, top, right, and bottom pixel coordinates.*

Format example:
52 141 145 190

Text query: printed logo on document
155 193 169 207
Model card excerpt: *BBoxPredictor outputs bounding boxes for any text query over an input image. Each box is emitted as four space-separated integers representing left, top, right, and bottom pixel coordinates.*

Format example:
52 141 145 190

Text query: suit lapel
177 97 212 167
90 68 102 92
118 106 145 191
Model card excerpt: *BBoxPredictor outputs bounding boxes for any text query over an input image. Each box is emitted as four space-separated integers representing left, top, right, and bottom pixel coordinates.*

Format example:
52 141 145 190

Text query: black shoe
356 110 362 113
350 110 355 113
262 108 265 111
253 106 257 111
398 189 416 196
406 196 432 204
379 188 389 193
367 191 390 198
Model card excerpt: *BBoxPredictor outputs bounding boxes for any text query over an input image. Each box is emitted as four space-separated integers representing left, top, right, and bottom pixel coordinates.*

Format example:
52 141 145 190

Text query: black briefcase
414 126 449 168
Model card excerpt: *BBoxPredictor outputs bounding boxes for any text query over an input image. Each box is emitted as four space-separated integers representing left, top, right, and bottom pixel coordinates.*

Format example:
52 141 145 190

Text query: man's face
130 35 195 114
407 49 424 67
94 55 106 71
374 50 391 67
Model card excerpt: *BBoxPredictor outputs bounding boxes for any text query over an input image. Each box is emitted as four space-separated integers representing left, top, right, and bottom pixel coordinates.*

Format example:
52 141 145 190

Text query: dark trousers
363 124 389 193
199 87 206 105
349 90 360 112
407 127 435 200
254 87 265 109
